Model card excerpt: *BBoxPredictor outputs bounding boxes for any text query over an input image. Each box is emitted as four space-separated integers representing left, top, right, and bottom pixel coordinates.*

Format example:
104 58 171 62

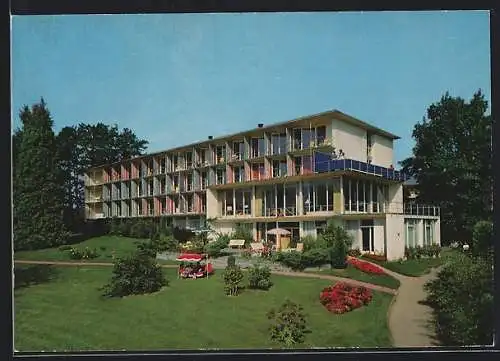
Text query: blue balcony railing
313 152 409 182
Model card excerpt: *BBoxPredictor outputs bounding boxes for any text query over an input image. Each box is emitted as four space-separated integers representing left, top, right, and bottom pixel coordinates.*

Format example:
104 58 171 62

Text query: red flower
347 258 385 275
319 282 373 314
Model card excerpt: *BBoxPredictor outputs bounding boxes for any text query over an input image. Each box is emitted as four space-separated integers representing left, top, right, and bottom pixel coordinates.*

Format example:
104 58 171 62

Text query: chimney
208 136 213 140
257 123 264 128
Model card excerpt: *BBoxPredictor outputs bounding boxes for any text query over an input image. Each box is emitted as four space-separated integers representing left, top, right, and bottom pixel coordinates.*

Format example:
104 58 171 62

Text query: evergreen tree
13 99 69 250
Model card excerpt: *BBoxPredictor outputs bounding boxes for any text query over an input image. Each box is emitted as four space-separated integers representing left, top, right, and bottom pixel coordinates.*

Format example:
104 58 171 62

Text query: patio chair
250 242 265 256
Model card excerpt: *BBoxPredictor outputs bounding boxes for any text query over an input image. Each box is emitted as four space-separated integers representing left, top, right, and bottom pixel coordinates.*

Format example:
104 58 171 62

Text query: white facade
331 118 368 162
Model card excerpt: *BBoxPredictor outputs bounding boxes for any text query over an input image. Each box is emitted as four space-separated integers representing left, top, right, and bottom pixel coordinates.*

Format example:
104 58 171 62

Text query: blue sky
11 11 491 164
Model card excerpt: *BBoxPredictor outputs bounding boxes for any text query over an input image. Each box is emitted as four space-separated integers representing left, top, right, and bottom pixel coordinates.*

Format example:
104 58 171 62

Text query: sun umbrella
266 228 291 236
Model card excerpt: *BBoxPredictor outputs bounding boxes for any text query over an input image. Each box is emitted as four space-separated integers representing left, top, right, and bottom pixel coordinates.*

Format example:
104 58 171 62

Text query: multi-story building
84 109 440 260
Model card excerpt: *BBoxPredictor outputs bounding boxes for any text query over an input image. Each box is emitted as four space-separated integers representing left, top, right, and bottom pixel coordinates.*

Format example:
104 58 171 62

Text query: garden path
359 259 442 347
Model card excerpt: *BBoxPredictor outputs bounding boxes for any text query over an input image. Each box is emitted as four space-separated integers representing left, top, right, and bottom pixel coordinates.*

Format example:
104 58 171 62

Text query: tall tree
400 90 492 242
13 99 69 250
57 123 148 231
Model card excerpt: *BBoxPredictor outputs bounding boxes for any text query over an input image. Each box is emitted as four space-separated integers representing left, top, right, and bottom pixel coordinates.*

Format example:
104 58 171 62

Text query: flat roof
88 109 400 170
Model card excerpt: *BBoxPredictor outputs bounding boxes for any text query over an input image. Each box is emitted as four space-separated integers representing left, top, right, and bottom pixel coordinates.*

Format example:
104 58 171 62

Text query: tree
13 99 70 250
400 90 492 242
57 123 148 232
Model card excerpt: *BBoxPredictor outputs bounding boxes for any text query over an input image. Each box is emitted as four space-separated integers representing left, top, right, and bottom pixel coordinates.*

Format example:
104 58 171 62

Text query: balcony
264 207 296 217
314 152 409 182
344 201 440 217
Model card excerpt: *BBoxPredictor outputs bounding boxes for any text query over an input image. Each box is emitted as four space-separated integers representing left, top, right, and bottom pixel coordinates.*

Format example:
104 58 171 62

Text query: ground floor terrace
209 214 440 261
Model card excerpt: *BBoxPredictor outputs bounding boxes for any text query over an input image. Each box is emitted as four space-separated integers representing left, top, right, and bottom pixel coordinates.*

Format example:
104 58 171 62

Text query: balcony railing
344 202 440 216
314 152 409 182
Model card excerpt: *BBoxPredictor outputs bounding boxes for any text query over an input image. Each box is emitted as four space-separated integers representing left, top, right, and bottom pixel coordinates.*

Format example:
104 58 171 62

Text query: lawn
14 235 149 262
361 248 459 277
307 265 401 290
14 265 393 351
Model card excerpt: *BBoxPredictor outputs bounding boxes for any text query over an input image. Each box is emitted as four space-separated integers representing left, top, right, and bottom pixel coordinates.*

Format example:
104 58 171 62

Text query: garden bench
228 239 246 249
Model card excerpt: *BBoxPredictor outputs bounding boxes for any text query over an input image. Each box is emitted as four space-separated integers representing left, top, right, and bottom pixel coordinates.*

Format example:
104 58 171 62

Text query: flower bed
347 257 385 275
320 282 373 314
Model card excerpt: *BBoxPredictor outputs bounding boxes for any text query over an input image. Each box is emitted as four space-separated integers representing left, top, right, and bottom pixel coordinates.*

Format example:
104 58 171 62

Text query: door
361 219 375 252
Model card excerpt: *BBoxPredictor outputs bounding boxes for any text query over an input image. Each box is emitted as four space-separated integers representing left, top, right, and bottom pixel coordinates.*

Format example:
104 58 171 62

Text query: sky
11 11 491 165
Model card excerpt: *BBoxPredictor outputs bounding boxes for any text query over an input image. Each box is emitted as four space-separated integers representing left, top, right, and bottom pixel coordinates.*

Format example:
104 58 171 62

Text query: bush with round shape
248 264 273 290
267 299 308 347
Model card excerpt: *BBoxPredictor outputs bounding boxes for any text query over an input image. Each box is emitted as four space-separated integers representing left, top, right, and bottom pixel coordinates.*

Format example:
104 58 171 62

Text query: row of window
90 126 329 182
405 218 436 247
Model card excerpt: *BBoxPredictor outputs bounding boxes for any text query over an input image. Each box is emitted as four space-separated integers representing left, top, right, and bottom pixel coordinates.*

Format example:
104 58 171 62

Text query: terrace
314 152 409 182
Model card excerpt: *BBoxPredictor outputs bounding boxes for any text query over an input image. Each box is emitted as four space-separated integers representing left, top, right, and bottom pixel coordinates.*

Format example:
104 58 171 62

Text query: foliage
68 247 99 260
471 220 493 258
130 220 152 239
267 299 308 347
57 123 148 232
347 258 385 275
227 255 236 267
102 253 167 298
247 264 273 290
347 248 362 258
404 245 441 260
13 99 70 250
329 239 348 269
320 282 373 314
172 227 195 243
273 251 306 271
301 248 330 268
135 233 170 258
321 221 353 249
58 245 72 252
204 234 230 257
400 90 492 242
222 265 244 296
424 252 493 345
231 224 253 246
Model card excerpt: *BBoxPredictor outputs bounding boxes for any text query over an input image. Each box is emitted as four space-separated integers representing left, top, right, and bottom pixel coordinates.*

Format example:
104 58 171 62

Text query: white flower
462 244 470 251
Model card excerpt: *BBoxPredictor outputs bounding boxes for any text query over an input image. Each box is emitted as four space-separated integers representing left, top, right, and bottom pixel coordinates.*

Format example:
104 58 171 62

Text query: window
215 145 226 164
424 219 434 245
294 157 302 175
186 152 193 168
234 166 245 182
271 133 287 155
201 171 208 189
187 173 193 191
232 141 245 160
216 169 226 185
405 219 419 248
316 126 327 145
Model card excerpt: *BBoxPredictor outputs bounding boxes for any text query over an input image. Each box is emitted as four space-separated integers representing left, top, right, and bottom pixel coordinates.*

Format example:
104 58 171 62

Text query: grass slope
14 265 393 351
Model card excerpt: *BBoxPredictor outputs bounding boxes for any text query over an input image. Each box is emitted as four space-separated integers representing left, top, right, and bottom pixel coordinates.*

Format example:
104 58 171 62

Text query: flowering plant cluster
320 282 373 314
347 257 385 275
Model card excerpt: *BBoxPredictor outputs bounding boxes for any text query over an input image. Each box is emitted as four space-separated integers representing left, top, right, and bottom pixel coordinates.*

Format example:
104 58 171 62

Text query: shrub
102 253 168 298
329 239 347 269
424 252 493 345
227 255 236 267
274 251 305 271
99 246 107 252
231 224 253 247
301 248 329 268
472 220 493 257
130 220 150 239
248 264 273 290
68 247 99 260
300 235 319 252
347 248 361 257
241 249 252 259
117 220 131 237
320 282 373 314
267 300 308 347
222 265 244 296
58 244 72 252
405 246 417 260
321 221 353 249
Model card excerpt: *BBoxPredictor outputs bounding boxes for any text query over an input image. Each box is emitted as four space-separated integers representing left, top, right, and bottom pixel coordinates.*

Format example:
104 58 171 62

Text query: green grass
14 235 147 262
362 247 459 277
307 265 401 290
14 265 393 351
